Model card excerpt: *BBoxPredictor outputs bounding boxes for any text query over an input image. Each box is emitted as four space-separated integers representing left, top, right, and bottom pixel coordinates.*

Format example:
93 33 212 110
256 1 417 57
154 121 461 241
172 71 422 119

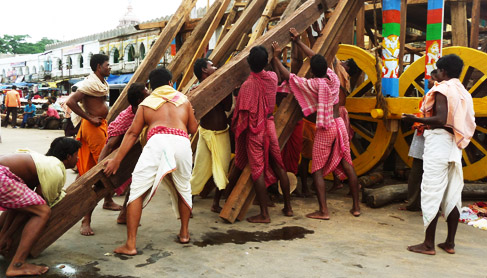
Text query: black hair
247 46 268 73
436 54 463 78
46 137 82 161
149 67 172 90
345 58 361 76
12 85 16 89
430 69 438 77
72 86 78 92
90 54 109 72
42 103 49 109
50 96 57 103
127 82 146 107
310 54 328 78
194 58 210 81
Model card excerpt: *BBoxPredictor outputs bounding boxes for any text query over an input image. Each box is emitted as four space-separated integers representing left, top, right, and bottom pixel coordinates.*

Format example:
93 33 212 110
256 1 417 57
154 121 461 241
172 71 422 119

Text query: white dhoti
129 133 193 218
421 129 463 229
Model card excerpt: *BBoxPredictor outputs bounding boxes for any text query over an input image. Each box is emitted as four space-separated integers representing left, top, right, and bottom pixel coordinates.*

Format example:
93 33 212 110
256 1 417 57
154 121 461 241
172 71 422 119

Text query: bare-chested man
190 58 232 213
0 137 80 276
105 67 198 255
66 54 121 236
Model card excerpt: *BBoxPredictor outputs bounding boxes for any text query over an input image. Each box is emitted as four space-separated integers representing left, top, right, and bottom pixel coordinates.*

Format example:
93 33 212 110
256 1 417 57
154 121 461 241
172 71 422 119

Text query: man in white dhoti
104 67 198 255
402 54 476 255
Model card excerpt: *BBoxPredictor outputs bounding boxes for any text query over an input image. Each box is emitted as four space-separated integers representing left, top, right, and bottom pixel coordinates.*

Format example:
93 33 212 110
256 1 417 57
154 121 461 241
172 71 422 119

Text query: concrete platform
0 127 485 277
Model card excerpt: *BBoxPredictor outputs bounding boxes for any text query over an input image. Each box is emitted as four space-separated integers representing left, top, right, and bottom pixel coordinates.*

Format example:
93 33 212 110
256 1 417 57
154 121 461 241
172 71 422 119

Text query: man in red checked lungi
271 28 360 220
232 45 293 223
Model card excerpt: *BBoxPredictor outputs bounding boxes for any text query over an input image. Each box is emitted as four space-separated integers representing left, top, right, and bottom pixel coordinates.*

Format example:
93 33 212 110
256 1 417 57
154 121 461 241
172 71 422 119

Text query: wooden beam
168 0 231 83
470 0 481 49
356 4 365 48
106 0 198 123
451 0 468 47
248 0 279 45
398 0 407 75
135 18 202 32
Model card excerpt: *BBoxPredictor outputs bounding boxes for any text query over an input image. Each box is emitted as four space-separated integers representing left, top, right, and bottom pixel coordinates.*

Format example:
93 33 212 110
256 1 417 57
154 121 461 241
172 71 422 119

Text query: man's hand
290 28 300 41
104 158 121 176
271 41 282 58
89 115 104 127
401 113 418 122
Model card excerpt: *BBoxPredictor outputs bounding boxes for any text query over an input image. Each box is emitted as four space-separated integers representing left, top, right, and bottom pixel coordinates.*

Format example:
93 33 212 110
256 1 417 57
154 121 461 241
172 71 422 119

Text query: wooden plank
181 0 269 94
106 0 198 123
177 0 232 90
356 4 365 48
398 0 407 75
236 189 256 221
470 0 481 49
248 0 278 45
216 0 248 45
135 18 201 32
169 0 231 83
450 0 468 47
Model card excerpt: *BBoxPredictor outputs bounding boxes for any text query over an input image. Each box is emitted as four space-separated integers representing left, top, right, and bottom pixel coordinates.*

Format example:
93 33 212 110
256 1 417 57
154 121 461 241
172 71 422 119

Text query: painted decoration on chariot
425 0 444 92
381 0 401 97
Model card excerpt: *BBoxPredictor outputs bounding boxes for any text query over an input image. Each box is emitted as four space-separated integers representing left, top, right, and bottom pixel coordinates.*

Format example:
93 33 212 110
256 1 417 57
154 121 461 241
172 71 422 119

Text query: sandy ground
0 127 486 278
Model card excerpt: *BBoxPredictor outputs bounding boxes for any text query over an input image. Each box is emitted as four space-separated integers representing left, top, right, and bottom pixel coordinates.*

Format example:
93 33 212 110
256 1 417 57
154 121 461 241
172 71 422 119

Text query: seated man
0 137 80 277
105 67 198 254
20 99 36 128
38 103 60 129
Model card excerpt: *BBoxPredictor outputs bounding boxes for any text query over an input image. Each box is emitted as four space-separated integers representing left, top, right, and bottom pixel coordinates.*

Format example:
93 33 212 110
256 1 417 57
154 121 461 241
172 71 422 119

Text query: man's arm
187 102 198 136
271 42 291 81
99 135 123 162
402 93 448 126
104 107 146 175
290 28 316 58
66 91 102 126
16 93 21 107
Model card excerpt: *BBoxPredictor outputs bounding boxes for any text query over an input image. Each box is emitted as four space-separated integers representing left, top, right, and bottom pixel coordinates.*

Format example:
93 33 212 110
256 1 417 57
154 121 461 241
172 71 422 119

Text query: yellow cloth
190 126 231 194
140 85 187 110
15 149 66 207
70 73 109 127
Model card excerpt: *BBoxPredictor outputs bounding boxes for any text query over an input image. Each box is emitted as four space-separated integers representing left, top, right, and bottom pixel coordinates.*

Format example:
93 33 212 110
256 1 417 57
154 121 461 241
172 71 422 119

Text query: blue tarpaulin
106 74 134 85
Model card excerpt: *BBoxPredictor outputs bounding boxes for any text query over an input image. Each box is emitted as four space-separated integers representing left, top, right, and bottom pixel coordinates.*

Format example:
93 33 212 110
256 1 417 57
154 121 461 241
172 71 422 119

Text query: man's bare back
143 100 198 136
0 154 39 189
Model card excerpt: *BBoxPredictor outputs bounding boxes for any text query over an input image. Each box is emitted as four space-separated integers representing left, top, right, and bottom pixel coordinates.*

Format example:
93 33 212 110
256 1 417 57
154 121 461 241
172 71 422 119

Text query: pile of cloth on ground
459 201 487 230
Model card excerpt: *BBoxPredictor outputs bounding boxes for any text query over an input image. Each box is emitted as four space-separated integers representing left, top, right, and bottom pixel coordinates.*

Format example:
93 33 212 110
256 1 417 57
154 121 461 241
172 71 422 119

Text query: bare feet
282 207 294 217
6 262 49 277
247 214 271 223
306 211 330 220
407 243 436 255
328 183 344 193
350 208 361 217
103 200 122 211
80 219 94 236
177 234 190 244
437 242 455 254
210 205 222 213
114 244 137 255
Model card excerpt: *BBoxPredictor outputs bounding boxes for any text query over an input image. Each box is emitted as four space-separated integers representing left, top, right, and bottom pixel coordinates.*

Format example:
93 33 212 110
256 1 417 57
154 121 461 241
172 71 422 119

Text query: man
0 137 80 276
66 54 120 236
271 29 360 220
232 45 293 223
38 103 60 129
4 85 21 128
61 85 81 137
105 67 198 254
20 99 36 128
98 82 150 224
190 58 232 213
403 54 475 255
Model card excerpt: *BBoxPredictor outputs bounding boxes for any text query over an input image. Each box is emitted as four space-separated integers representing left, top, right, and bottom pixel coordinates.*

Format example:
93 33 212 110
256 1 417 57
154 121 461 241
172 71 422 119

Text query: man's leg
406 158 423 211
211 188 223 213
247 174 270 223
4 108 11 127
114 191 148 255
103 193 123 211
270 158 293 216
438 207 459 254
223 166 243 199
340 158 361 216
306 169 330 220
329 172 344 192
6 205 50 277
407 212 439 255
177 193 191 243
117 188 130 224
21 115 28 128
11 108 17 128
298 158 312 197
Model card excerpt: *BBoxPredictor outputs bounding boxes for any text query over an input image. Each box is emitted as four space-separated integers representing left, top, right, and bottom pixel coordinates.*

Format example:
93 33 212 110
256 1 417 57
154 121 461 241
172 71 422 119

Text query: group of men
0 26 476 276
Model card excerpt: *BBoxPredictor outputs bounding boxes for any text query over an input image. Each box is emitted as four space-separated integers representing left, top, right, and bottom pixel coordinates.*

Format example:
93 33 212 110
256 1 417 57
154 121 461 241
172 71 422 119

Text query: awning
47 82 57 88
15 75 24 83
106 73 134 85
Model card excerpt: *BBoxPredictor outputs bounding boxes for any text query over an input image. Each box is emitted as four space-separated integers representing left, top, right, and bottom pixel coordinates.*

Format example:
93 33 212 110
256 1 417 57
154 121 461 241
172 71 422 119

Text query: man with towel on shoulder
403 54 476 255
66 54 121 236
105 67 198 255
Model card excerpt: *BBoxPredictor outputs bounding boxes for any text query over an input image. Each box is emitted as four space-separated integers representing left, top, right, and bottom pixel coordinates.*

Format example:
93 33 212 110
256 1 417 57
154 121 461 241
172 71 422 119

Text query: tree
0 35 59 54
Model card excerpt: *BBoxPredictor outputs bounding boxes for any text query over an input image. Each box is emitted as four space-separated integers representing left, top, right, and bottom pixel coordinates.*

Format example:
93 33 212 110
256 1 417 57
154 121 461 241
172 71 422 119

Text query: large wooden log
450 0 468 47
363 184 408 208
106 0 198 123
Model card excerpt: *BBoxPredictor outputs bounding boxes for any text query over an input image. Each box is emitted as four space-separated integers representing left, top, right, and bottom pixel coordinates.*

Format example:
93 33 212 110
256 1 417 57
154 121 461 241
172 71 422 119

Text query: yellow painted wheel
396 46 487 181
338 44 397 176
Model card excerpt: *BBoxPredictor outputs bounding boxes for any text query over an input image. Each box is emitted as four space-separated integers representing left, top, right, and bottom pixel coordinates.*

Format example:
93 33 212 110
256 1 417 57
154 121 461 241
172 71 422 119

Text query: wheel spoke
350 142 360 157
351 125 373 142
470 138 487 156
459 66 469 83
349 79 372 98
476 125 487 134
469 75 487 95
411 81 425 95
462 150 472 166
402 129 415 137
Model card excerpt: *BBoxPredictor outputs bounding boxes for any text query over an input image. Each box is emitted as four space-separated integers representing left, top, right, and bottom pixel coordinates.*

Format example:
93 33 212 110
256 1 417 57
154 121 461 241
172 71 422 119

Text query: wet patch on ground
135 251 172 268
39 261 138 278
193 226 314 247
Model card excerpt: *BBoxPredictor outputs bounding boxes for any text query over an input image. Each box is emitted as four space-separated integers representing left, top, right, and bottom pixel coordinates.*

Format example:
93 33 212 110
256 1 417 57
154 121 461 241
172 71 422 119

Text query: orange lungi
76 119 108 176
301 118 316 159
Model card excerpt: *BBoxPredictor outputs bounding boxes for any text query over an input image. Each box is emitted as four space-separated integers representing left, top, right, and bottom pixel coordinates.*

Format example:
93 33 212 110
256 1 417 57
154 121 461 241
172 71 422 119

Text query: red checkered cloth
147 126 189 142
339 106 354 141
312 117 353 179
233 71 284 186
279 69 340 129
0 165 46 210
107 106 136 141
281 120 303 174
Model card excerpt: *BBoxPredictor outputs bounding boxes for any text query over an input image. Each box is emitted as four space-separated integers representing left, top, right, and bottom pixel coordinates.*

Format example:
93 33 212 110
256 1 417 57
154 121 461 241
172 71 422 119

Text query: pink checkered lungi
0 165 46 210
312 117 353 179
339 106 354 141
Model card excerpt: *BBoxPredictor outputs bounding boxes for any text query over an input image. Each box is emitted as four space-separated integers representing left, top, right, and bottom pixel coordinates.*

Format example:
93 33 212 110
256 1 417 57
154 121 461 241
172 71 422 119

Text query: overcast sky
0 0 214 43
